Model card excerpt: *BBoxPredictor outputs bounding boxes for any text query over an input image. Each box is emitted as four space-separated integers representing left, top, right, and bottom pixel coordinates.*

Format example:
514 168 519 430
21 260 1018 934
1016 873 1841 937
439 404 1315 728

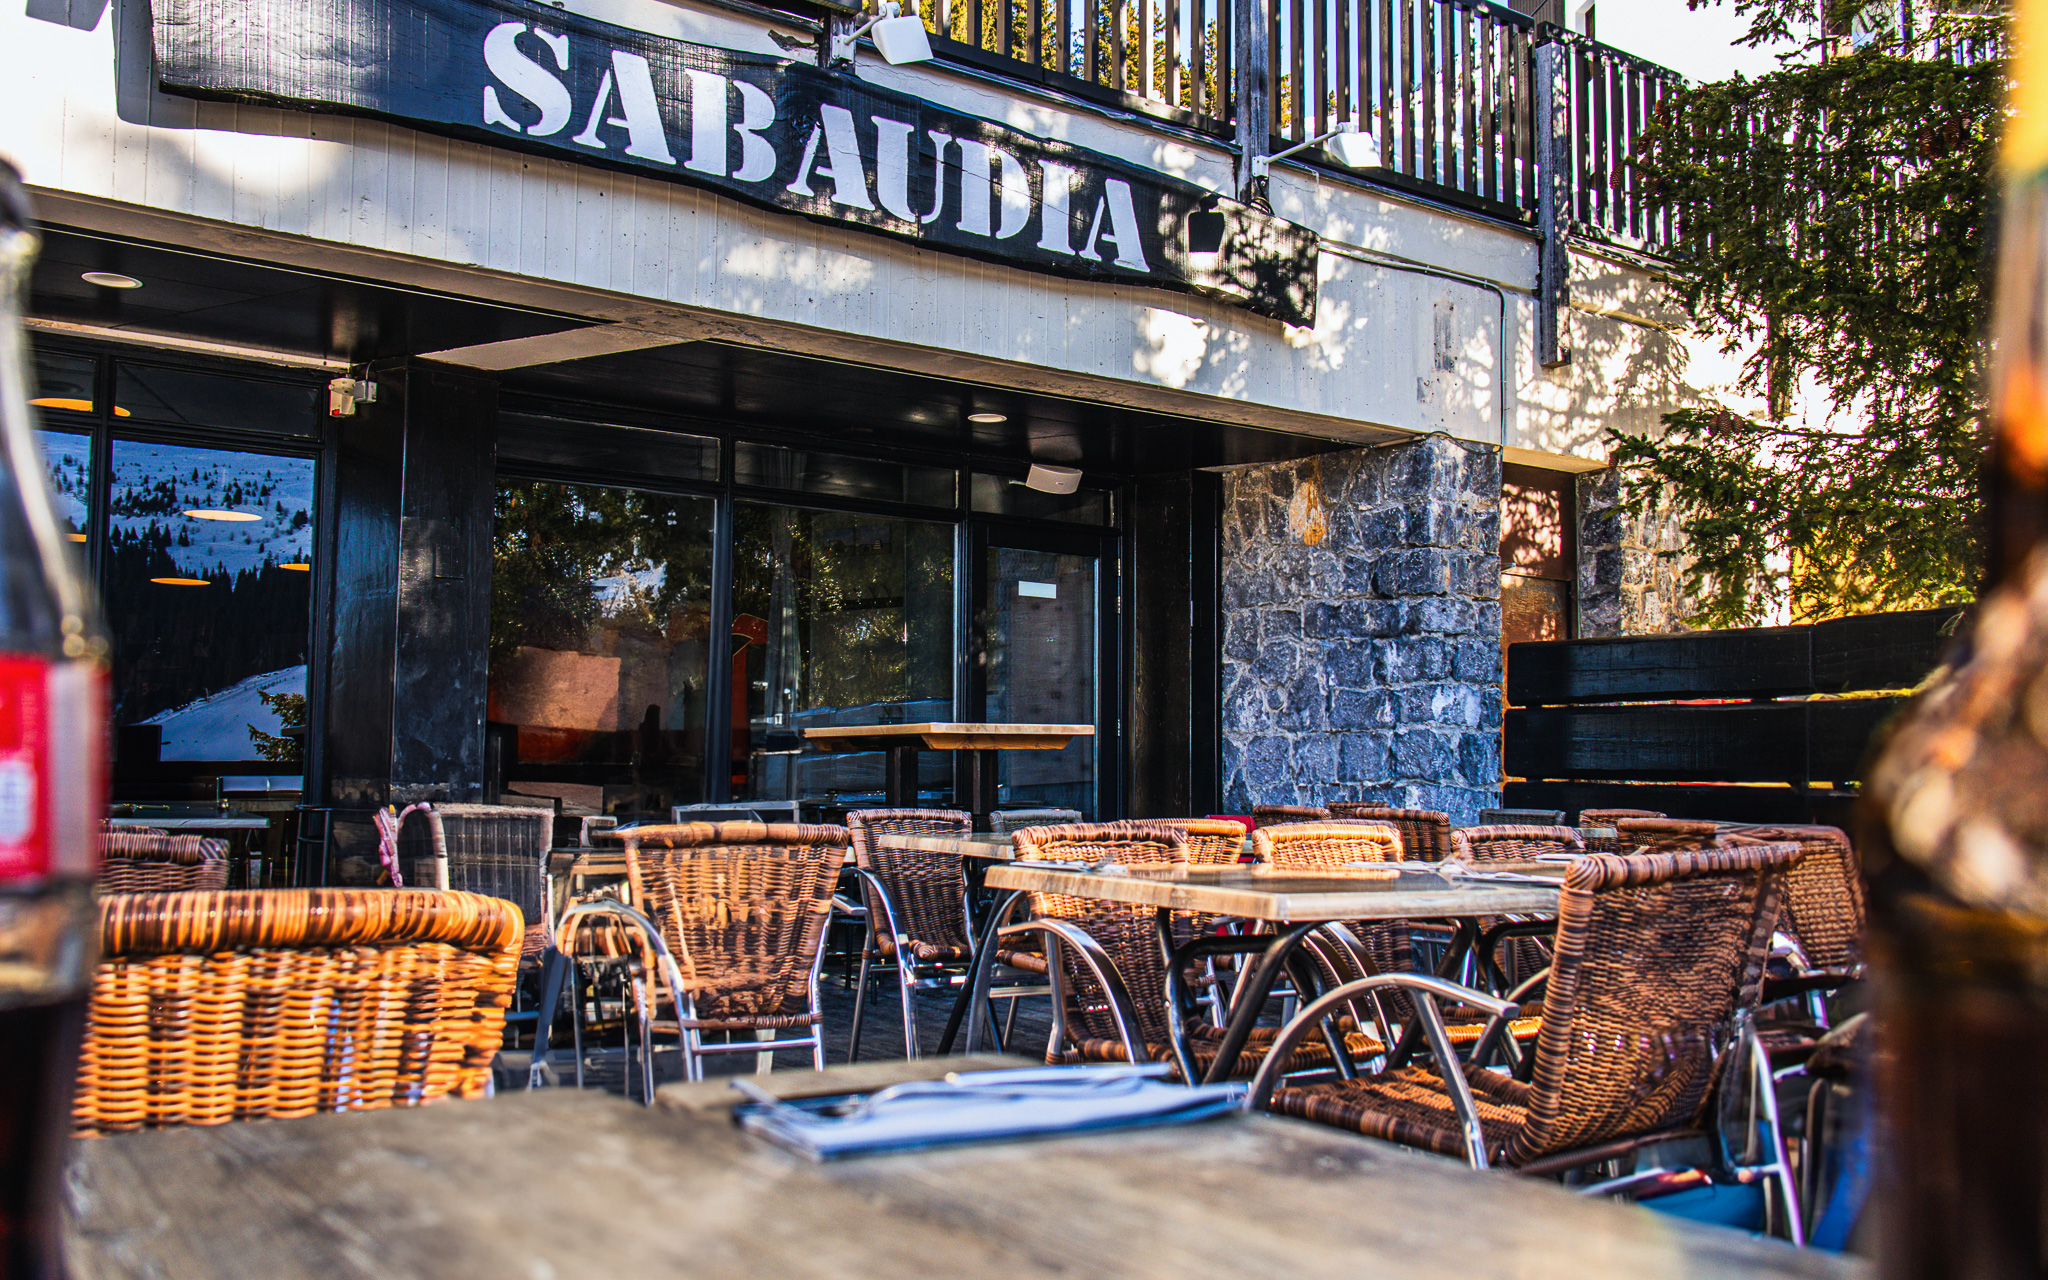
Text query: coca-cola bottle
0 161 109 1280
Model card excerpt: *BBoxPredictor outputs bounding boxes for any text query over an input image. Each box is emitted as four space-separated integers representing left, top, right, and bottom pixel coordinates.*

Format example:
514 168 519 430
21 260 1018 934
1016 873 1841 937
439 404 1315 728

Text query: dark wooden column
316 358 497 809
1127 471 1221 817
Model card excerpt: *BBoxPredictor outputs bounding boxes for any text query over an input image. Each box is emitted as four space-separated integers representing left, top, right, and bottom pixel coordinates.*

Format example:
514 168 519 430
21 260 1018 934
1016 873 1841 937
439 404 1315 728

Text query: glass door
969 524 1117 819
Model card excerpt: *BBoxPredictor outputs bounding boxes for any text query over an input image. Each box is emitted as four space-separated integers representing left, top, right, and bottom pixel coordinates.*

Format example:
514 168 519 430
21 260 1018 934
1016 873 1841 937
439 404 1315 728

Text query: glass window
735 442 955 508
498 414 719 483
982 545 1097 814
970 473 1110 525
489 481 716 819
36 429 91 546
105 441 316 763
30 352 99 418
733 505 953 806
114 364 321 439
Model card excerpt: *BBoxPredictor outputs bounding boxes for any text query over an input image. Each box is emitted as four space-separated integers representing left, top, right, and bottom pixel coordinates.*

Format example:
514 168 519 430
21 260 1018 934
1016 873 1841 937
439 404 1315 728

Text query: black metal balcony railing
925 0 1682 249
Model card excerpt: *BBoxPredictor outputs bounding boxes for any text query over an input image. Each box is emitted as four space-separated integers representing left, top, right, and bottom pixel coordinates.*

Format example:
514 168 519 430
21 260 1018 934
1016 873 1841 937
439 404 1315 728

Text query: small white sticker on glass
1018 581 1057 599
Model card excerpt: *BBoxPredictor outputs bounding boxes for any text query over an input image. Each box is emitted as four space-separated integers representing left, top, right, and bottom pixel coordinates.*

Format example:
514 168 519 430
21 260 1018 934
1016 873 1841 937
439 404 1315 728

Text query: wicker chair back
1717 825 1865 970
1251 804 1331 827
1504 843 1804 1165
1579 807 1666 826
989 808 1083 834
393 804 553 946
96 832 229 893
620 822 847 1029
1479 808 1567 826
1149 817 1248 865
76 889 521 1134
1325 805 1452 860
1250 823 1411 1010
1010 821 1189 1046
845 808 975 962
1616 818 1720 852
1450 825 1585 864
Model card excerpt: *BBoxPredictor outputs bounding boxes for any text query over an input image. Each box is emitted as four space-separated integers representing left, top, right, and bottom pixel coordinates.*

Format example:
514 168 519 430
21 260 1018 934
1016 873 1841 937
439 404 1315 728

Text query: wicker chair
1249 842 1808 1184
1479 808 1567 827
842 808 1043 1061
96 831 229 893
1716 825 1863 972
999 822 1361 1080
597 821 846 1081
1251 804 1332 827
1579 807 1666 826
989 808 1083 835
1249 822 1414 1026
1617 818 1721 852
1326 805 1453 861
1450 826 1586 863
74 889 521 1135
381 803 554 959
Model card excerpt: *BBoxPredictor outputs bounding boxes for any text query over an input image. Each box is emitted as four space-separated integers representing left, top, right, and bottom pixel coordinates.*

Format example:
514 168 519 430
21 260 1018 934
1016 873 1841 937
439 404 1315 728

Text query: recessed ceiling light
81 271 142 290
280 562 311 571
968 411 1008 424
150 577 212 586
184 509 261 522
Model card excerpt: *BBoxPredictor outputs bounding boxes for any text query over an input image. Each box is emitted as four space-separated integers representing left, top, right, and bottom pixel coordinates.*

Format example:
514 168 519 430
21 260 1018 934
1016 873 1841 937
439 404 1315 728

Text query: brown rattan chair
1252 804 1332 827
1716 825 1864 973
74 889 521 1135
842 808 1046 1061
1248 843 1807 1184
1327 805 1453 861
1450 825 1586 863
998 822 1363 1079
1249 822 1414 1029
600 821 846 1081
382 802 555 960
989 808 1083 834
1617 818 1721 852
1579 807 1667 826
96 831 229 893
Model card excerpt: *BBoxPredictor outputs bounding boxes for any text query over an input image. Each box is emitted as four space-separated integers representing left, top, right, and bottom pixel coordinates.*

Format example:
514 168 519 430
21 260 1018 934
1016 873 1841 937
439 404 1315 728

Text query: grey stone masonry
1219 435 1503 823
1576 468 1698 637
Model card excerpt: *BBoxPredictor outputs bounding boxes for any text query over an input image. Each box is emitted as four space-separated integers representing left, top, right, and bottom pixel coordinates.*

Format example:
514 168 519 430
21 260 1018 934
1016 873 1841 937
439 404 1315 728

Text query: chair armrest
1245 972 1519 1169
996 917 1150 1068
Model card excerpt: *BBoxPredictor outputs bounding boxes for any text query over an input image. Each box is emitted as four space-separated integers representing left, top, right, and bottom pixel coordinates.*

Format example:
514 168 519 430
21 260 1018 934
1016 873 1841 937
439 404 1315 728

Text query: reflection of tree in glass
490 481 713 662
732 506 952 715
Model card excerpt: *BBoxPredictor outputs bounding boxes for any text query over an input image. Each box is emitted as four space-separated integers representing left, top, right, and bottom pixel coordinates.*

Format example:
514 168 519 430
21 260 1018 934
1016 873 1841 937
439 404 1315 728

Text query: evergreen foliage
1619 0 2004 625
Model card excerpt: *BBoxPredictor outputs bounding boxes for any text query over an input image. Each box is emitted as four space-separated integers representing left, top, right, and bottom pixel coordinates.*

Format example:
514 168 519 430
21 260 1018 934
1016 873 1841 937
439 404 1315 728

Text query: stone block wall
1219 435 1503 823
1576 468 1698 637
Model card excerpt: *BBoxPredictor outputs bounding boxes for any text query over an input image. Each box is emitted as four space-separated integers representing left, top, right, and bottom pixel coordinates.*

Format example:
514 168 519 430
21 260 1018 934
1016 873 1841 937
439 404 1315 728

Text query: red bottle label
0 655 104 882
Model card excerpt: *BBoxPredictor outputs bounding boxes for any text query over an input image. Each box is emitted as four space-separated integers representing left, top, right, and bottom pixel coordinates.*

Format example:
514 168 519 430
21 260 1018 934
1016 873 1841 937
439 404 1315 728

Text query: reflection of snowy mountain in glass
144 665 305 761
35 430 90 539
107 441 316 756
111 442 313 576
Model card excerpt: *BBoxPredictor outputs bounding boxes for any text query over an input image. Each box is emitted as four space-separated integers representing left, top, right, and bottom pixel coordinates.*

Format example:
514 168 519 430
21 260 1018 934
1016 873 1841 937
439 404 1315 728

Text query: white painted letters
919 132 953 223
683 70 728 175
481 23 571 136
786 105 875 210
956 140 1030 239
1036 160 1078 255
1082 178 1151 271
731 81 777 182
872 117 919 222
569 51 676 163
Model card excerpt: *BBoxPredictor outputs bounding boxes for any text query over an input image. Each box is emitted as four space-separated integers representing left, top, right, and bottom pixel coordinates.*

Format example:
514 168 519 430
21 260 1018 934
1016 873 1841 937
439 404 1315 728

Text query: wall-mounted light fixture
831 0 933 64
1023 463 1083 494
1252 121 1379 179
327 376 379 417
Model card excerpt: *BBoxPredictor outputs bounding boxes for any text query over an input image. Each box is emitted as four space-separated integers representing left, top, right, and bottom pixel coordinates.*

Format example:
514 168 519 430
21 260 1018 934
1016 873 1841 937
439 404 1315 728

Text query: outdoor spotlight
1023 463 1083 494
1252 121 1379 179
832 0 934 64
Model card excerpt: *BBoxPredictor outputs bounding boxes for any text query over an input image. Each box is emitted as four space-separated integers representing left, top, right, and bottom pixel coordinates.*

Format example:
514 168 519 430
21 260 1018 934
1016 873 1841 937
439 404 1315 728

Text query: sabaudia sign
150 0 1320 324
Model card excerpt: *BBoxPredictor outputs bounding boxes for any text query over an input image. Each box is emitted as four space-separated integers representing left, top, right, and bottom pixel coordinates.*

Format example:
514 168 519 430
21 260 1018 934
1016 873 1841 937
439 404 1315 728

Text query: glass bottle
0 159 109 1280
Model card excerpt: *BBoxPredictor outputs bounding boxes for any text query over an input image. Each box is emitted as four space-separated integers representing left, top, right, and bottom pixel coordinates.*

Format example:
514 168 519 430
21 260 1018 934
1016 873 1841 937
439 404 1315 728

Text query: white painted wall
3 0 1721 469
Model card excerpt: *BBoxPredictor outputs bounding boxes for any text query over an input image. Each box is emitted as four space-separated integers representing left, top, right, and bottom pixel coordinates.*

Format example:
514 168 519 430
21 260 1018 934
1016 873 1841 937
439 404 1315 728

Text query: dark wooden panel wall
1504 607 1962 823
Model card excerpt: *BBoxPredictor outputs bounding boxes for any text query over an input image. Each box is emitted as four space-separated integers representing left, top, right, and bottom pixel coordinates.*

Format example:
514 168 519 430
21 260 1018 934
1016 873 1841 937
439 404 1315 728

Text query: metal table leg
951 889 1027 1055
1197 922 1324 1084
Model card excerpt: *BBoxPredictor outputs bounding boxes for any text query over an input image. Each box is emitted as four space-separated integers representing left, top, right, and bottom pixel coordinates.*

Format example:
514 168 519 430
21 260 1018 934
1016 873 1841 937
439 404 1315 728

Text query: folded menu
732 1065 1245 1161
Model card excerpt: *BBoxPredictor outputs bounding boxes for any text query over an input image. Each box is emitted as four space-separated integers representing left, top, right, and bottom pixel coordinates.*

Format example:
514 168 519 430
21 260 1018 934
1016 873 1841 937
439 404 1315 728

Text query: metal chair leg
898 966 921 1060
848 948 874 1063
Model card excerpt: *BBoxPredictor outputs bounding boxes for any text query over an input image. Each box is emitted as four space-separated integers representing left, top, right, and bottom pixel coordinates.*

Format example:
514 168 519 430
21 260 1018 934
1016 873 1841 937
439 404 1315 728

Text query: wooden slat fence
1503 607 1960 825
923 0 1679 246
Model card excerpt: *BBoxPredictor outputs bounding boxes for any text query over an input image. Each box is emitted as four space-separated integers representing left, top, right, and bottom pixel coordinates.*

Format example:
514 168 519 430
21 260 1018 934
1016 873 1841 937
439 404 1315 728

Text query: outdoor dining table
961 863 1566 1083
61 1058 1862 1280
105 807 275 886
801 722 1094 828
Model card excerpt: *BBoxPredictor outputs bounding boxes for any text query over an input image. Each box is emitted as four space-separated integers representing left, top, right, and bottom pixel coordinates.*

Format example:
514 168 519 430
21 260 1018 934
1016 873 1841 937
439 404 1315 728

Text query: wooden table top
983 863 1562 921
804 722 1095 751
103 814 270 831
64 1062 1862 1280
884 832 1025 860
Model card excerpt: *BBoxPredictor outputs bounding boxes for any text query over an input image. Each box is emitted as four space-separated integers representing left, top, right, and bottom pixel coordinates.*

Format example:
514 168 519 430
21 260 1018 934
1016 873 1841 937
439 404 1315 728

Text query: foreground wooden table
802 722 1094 823
65 1065 1861 1280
